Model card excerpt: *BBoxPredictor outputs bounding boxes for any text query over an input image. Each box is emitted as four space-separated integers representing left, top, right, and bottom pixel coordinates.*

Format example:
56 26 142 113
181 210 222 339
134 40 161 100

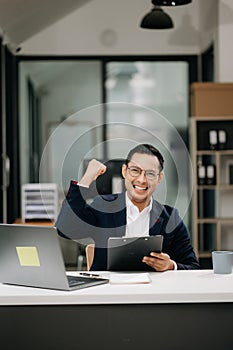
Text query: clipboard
107 236 163 271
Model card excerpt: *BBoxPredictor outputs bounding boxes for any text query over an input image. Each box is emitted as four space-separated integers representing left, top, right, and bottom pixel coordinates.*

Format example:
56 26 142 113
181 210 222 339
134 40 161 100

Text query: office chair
85 244 95 271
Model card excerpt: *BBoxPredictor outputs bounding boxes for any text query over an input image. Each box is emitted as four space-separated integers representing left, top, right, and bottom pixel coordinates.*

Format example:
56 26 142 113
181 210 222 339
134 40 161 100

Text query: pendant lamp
140 5 174 29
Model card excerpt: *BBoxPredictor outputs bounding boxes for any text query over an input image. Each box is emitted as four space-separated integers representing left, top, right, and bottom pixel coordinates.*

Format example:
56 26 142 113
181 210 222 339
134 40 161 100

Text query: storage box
191 82 233 116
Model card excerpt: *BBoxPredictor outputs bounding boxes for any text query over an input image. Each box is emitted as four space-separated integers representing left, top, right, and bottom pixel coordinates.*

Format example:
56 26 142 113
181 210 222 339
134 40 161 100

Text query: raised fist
80 159 107 187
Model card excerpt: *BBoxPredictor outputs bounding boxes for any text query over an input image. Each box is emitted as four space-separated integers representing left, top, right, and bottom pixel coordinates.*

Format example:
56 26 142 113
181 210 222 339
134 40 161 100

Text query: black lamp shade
152 0 192 5
140 7 174 29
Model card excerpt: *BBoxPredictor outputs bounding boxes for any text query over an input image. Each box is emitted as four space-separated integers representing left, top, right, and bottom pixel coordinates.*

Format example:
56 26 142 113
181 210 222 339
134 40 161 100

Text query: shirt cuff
71 180 89 188
172 260 177 270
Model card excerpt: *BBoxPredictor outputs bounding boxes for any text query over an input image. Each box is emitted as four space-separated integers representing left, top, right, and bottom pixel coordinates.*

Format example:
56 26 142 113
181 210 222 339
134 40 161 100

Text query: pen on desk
79 272 101 278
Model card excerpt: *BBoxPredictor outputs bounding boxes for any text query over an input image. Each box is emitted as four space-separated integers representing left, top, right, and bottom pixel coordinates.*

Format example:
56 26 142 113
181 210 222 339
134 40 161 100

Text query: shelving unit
190 116 233 259
21 183 58 222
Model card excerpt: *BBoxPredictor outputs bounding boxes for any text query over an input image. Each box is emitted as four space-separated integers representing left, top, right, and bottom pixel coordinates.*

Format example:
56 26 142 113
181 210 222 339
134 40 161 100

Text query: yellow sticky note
16 247 40 267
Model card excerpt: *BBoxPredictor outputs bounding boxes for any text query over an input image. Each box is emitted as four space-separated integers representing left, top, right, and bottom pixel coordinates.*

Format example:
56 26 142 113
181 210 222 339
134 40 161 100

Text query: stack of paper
109 272 151 284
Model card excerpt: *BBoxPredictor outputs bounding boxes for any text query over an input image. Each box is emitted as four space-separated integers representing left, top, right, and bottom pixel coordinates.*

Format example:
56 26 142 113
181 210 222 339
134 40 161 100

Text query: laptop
0 224 109 291
107 236 163 271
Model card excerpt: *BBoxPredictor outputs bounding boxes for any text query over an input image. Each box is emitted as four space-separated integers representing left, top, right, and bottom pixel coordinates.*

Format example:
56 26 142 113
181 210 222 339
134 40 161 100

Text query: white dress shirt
124 192 152 237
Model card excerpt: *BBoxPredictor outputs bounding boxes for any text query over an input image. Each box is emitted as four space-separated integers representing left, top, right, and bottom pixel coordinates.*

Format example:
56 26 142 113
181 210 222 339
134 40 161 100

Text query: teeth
134 185 147 190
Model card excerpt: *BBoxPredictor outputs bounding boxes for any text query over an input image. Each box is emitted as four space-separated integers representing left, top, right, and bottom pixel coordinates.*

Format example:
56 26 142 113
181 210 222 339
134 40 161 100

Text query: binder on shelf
197 190 204 218
203 190 215 218
230 164 233 185
218 130 227 150
197 165 206 185
198 224 204 252
209 130 218 150
203 224 214 251
198 223 215 253
21 183 58 222
206 165 216 185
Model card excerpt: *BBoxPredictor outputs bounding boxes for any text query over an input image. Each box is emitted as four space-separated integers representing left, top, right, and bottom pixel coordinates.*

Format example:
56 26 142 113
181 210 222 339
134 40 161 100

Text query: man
56 143 200 271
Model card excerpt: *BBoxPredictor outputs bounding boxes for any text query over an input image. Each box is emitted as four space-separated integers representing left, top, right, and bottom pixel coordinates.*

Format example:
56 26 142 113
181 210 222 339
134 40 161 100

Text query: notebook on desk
0 224 109 291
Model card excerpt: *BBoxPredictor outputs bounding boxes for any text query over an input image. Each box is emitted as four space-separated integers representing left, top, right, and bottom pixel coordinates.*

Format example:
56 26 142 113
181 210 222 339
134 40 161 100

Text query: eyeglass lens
128 166 158 180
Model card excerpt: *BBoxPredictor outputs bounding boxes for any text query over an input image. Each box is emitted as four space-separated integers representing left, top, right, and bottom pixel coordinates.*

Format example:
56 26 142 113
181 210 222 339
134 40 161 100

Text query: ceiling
0 0 92 44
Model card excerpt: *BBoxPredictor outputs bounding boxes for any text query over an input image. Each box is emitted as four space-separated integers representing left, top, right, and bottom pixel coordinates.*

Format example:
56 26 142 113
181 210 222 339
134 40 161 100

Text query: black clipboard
107 236 163 271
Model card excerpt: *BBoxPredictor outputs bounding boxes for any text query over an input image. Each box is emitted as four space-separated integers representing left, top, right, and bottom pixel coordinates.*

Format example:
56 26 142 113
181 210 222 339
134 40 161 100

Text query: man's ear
122 164 127 178
157 171 164 184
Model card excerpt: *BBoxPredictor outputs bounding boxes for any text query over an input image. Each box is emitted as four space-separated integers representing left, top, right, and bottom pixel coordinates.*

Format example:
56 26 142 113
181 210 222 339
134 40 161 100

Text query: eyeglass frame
126 165 161 180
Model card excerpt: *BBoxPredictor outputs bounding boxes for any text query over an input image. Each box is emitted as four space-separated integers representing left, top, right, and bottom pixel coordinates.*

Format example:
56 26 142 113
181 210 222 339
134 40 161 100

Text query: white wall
199 0 218 52
215 0 233 82
20 0 215 56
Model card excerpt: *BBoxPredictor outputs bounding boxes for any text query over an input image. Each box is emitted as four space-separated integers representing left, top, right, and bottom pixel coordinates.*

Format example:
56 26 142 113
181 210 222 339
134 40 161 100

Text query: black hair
125 144 164 171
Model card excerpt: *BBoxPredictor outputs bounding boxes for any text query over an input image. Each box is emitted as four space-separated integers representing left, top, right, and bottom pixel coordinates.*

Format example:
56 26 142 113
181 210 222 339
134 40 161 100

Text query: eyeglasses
127 166 160 180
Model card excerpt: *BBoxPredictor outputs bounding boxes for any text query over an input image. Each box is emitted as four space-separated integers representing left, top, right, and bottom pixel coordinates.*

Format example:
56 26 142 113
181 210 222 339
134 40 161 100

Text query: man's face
122 152 163 208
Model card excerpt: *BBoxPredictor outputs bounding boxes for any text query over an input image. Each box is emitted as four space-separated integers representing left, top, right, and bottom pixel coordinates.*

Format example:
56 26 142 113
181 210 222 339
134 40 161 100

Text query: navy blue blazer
56 182 200 271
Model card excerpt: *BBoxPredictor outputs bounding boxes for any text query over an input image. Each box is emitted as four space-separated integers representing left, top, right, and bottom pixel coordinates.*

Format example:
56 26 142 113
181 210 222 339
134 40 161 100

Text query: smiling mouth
133 185 148 191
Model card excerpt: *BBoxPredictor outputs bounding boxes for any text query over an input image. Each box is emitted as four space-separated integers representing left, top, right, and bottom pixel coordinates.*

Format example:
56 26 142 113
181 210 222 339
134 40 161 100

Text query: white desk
1 270 233 350
0 270 233 305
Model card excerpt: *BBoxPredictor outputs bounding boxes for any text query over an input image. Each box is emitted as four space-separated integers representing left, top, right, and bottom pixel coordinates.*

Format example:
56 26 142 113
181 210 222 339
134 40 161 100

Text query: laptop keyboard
67 275 93 287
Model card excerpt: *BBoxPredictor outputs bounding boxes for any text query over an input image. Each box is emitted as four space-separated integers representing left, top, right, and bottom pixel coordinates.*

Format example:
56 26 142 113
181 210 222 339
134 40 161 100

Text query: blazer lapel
112 193 127 237
149 199 164 236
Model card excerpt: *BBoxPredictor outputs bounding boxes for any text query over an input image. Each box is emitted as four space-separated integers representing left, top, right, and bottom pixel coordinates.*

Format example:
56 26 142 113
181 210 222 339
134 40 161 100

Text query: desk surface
14 219 54 226
1 270 233 305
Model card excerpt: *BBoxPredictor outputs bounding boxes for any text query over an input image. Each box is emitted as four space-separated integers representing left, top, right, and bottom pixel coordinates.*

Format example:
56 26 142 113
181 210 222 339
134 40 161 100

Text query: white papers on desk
108 273 151 284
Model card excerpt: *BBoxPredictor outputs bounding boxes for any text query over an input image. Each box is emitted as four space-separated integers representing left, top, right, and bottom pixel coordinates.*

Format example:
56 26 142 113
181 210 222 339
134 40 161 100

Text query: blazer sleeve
55 181 99 240
163 207 200 270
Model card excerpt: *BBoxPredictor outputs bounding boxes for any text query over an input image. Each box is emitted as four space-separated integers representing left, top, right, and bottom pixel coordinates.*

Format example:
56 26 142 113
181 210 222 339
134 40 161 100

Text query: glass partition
19 60 103 202
105 61 191 225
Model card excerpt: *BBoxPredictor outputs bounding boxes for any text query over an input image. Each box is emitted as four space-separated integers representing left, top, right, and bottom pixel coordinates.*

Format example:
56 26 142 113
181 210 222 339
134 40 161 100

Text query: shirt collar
125 191 153 214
